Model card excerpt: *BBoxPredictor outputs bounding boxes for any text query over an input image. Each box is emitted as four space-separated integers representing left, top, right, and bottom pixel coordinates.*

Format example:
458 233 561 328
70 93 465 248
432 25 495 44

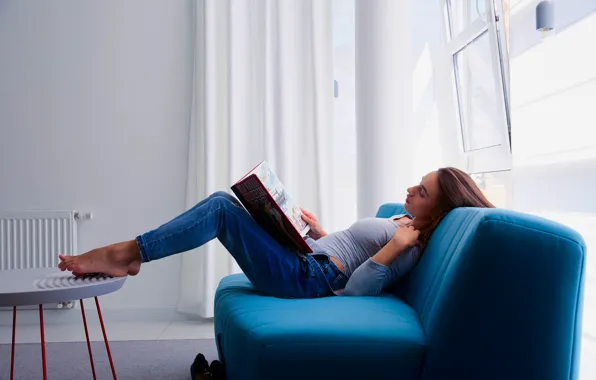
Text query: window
454 31 505 152
444 0 511 174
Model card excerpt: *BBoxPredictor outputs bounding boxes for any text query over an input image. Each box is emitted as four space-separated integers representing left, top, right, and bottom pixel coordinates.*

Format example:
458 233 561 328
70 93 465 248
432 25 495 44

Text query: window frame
443 0 512 174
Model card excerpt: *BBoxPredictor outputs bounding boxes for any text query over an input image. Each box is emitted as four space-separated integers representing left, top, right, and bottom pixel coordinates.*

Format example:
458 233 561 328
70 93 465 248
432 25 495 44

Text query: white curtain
178 0 334 318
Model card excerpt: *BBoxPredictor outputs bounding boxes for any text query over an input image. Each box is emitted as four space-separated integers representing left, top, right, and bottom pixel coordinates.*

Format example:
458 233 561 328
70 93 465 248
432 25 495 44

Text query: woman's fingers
300 208 316 220
407 225 420 233
302 214 322 231
301 213 313 224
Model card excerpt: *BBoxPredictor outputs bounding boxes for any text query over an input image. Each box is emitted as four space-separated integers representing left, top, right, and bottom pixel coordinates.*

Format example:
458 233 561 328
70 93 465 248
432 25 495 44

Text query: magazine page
231 174 312 254
249 161 310 236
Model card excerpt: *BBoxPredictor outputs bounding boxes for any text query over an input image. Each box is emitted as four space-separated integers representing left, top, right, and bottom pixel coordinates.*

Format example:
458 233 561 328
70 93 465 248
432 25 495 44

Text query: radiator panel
0 211 78 271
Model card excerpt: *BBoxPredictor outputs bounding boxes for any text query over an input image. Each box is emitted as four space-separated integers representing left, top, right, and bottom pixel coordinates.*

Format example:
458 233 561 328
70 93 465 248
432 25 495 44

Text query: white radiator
0 210 79 270
0 210 82 310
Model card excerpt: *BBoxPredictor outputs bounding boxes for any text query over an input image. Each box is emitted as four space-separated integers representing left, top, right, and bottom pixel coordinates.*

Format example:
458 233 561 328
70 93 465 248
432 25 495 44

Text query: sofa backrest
377 203 586 380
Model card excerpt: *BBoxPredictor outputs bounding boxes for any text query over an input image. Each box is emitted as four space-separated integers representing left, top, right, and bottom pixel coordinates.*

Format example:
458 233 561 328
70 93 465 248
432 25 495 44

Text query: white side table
0 268 126 380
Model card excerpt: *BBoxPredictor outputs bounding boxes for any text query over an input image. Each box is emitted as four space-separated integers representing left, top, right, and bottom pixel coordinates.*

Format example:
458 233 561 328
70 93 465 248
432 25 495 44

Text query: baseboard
0 301 76 312
0 306 201 327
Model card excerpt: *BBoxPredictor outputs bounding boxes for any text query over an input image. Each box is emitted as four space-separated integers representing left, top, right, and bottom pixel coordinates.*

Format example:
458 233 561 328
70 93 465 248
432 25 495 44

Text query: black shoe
190 353 211 380
209 360 225 380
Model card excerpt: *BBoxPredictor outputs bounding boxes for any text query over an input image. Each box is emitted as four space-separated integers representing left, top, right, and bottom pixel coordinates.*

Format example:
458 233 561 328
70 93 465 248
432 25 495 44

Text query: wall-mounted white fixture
536 0 555 39
74 211 94 220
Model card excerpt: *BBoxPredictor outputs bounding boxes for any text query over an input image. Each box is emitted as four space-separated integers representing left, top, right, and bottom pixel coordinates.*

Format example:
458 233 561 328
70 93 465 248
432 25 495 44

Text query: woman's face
404 171 441 220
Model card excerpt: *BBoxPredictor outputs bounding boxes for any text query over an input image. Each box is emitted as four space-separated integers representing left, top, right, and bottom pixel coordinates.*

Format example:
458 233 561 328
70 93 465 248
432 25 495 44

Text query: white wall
0 0 193 311
509 3 596 379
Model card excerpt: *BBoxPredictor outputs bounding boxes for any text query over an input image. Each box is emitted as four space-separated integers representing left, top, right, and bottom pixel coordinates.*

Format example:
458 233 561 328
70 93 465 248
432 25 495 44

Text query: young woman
58 167 494 298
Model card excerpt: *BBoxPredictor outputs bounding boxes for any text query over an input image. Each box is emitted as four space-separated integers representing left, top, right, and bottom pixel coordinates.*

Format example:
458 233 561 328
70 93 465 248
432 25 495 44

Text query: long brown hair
417 167 495 250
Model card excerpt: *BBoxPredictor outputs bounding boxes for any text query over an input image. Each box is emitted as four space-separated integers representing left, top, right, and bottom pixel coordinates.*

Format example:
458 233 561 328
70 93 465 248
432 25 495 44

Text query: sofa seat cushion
214 274 426 380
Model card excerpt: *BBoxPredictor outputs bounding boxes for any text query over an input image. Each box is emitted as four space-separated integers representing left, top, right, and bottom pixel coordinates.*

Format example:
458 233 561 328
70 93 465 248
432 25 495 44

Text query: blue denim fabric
304 253 348 294
135 191 345 299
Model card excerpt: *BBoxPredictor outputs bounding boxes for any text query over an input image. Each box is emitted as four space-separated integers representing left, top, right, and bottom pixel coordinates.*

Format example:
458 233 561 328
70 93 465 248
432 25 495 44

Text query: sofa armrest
397 208 586 380
375 203 407 218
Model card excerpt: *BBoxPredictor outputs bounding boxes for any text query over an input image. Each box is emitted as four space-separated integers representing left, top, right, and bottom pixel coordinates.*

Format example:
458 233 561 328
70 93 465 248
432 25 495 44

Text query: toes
59 257 69 264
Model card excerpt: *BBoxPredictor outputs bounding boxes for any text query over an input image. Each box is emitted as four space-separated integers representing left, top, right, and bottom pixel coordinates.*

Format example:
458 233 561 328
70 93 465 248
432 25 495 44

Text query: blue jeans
135 191 347 298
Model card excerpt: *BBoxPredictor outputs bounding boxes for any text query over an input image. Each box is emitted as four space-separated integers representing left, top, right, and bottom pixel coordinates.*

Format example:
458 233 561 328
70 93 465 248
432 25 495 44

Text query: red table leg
10 306 16 380
39 305 47 380
95 297 117 380
80 299 97 380
9 300 116 380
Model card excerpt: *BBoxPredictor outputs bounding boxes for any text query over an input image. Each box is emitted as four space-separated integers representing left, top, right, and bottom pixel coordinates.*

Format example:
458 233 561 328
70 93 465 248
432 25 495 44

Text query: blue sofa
214 204 586 380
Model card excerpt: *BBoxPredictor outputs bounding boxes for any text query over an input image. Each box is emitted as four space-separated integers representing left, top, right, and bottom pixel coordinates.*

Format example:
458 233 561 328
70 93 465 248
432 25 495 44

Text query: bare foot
58 240 142 277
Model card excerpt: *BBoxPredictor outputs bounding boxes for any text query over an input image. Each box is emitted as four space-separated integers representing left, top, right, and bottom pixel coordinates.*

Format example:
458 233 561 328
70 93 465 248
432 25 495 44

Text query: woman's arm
341 227 421 296
341 244 420 296
371 239 409 266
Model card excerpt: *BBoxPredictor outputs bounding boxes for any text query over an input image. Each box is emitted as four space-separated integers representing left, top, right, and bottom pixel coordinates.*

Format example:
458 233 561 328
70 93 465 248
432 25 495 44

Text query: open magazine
231 161 313 254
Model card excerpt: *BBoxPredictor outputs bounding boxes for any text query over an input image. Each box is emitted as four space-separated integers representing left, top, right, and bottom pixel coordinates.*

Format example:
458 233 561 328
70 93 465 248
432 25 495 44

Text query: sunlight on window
455 31 507 151
511 11 596 107
447 0 488 37
444 0 511 173
510 7 596 380
511 10 596 164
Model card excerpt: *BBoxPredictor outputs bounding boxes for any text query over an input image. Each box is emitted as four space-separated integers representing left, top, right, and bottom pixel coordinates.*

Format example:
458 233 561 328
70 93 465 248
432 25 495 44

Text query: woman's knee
211 191 234 201
210 191 243 210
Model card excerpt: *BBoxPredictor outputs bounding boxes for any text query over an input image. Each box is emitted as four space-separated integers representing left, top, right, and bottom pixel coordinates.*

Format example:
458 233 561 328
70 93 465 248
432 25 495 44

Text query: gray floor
0 339 218 380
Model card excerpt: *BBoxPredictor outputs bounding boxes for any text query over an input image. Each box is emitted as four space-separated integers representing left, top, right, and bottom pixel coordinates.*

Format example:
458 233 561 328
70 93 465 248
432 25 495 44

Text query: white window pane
454 31 505 151
447 0 488 38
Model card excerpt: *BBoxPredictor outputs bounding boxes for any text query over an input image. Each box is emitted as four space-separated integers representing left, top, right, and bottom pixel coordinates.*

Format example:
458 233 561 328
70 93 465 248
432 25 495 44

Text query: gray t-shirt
305 214 421 296
314 216 404 276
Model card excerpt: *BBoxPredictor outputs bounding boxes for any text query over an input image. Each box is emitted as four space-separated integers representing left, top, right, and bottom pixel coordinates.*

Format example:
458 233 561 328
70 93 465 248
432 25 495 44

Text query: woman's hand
391 226 420 250
371 226 420 266
300 208 327 240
